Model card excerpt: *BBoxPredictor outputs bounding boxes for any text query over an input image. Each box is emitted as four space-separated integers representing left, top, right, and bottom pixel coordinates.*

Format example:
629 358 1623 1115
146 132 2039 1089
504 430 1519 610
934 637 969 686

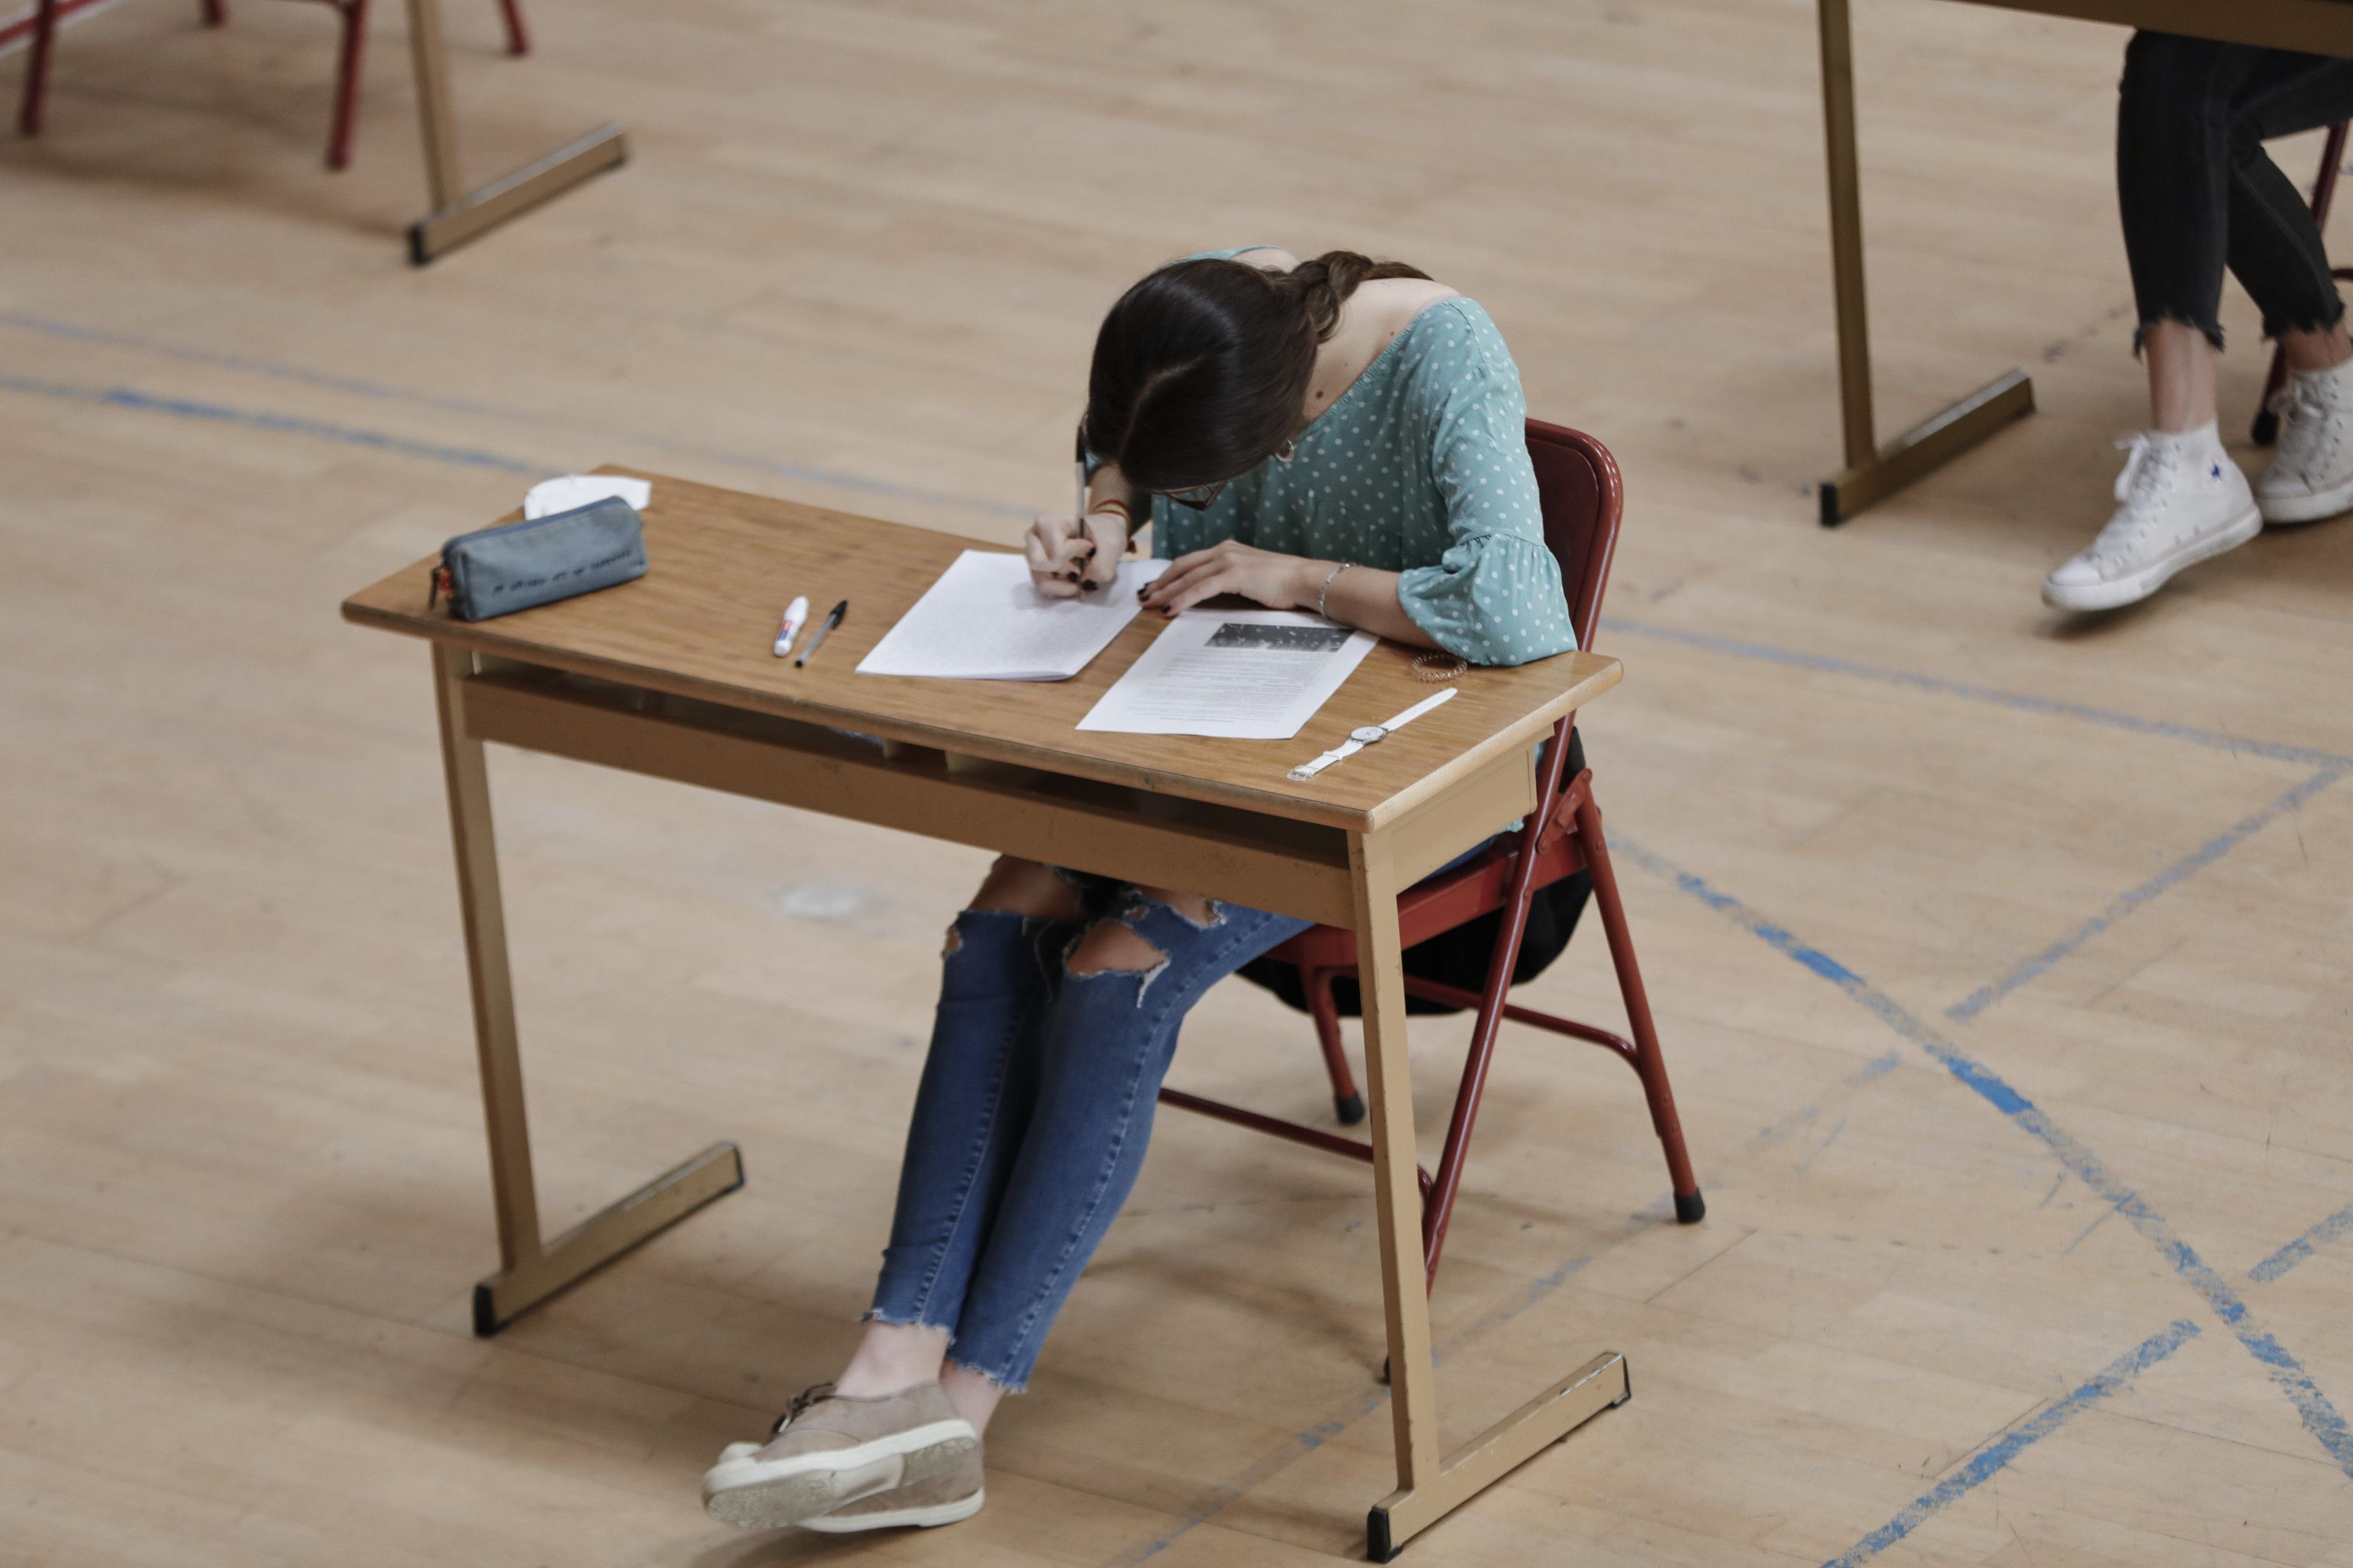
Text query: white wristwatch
1287 687 1458 781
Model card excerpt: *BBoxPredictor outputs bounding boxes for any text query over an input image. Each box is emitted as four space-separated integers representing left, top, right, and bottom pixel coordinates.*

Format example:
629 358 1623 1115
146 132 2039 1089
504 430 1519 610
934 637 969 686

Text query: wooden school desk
341 469 1632 1559
1813 0 2353 522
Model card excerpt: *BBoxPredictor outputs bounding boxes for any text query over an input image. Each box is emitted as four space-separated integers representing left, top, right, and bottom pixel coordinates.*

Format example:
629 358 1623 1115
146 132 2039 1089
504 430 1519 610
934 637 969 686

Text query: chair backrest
1523 419 1624 653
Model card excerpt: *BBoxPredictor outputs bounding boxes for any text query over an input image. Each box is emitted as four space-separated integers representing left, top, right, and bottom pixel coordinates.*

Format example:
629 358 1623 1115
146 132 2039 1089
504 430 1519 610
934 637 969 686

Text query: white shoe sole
2041 503 2260 611
701 1419 979 1530
801 1484 986 1533
2257 470 2353 524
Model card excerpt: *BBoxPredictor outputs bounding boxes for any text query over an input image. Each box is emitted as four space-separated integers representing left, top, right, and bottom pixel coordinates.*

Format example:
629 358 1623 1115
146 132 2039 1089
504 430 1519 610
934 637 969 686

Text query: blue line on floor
1 310 498 410
1821 1320 2202 1568
1946 766 2346 1022
2252 1206 2353 1285
0 310 1038 518
1 375 543 473
1616 836 2353 1481
1596 616 2353 770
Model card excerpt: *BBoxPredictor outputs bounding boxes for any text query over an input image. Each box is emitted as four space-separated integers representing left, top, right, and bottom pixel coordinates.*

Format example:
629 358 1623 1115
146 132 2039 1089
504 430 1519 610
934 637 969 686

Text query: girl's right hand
1024 509 1129 598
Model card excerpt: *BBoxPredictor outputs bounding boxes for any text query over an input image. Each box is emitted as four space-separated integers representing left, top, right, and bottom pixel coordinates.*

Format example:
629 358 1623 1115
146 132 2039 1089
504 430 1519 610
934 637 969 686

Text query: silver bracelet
1317 561 1355 621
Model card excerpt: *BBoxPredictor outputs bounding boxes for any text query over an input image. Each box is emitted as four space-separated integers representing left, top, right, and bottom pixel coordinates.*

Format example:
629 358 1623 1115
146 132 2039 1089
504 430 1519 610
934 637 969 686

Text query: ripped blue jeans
867 873 1311 1392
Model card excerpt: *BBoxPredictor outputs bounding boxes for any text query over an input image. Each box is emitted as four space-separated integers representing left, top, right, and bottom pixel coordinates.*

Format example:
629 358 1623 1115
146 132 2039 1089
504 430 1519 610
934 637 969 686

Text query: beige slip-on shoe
801 1443 985 1532
701 1382 978 1531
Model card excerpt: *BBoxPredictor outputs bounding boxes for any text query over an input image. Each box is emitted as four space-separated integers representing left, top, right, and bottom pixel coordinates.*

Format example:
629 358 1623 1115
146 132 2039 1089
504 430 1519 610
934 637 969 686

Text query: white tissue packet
524 473 652 520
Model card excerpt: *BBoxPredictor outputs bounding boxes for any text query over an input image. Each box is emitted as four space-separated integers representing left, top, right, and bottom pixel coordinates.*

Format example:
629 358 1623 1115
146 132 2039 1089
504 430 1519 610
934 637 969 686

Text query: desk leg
432 645 743 1336
1349 831 1628 1561
403 0 626 264
1813 0 2033 526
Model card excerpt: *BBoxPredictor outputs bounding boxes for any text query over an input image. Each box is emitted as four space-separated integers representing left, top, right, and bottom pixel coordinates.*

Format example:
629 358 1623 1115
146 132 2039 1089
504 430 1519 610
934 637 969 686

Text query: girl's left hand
1139 540 1317 617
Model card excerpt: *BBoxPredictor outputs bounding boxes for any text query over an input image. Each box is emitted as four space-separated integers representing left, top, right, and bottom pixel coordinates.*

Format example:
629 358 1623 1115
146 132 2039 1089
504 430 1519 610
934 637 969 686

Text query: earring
1274 438 1297 462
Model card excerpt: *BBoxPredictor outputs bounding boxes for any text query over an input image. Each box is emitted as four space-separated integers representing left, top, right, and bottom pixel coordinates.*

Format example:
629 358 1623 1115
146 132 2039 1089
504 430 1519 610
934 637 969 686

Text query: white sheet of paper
524 474 651 519
1077 609 1377 739
857 550 1170 681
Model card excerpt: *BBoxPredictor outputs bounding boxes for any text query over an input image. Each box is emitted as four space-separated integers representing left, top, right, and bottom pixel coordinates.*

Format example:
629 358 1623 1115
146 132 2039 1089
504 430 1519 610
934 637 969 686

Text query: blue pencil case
428 497 649 621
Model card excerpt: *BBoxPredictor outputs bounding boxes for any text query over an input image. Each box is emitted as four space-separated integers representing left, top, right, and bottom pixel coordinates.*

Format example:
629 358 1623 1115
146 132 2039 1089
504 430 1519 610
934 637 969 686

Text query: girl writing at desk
701 247 1579 1533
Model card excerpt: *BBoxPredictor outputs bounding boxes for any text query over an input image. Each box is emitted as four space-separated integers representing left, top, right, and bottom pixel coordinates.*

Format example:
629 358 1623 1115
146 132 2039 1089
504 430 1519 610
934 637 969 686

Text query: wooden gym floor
2 1 2349 1564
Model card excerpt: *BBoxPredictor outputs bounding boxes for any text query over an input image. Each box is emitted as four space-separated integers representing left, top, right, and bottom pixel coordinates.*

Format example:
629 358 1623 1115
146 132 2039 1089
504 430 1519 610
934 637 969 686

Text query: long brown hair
1084 250 1430 495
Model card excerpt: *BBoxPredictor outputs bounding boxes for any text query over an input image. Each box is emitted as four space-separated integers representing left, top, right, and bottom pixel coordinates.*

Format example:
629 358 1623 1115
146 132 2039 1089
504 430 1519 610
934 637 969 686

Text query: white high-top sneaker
2043 423 2260 612
2257 357 2353 524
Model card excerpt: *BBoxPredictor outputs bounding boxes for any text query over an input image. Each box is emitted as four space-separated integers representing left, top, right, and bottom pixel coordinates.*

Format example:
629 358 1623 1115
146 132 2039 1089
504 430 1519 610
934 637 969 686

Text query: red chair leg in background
2256 120 2353 445
497 0 527 55
18 0 60 135
1574 792 1703 1222
325 0 522 165
1305 968 1365 1126
18 0 525 167
324 0 368 169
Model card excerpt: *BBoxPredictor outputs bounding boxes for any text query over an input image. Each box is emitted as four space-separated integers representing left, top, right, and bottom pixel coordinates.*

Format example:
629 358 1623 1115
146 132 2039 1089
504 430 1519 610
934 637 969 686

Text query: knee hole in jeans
1065 920 1167 978
1063 888 1218 978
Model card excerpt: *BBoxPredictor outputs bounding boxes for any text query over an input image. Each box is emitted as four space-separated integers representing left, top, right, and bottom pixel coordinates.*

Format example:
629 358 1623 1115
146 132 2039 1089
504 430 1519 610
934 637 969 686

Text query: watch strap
1287 737 1365 781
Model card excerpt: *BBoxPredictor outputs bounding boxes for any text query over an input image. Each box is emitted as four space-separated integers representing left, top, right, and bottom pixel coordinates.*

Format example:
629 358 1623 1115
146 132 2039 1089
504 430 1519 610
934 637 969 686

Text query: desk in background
342 470 1632 1560
1814 0 2353 521
402 0 624 262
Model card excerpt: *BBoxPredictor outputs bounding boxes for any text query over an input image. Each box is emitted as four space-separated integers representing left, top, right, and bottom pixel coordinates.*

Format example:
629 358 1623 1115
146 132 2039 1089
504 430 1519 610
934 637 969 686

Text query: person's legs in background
2047 32 2353 611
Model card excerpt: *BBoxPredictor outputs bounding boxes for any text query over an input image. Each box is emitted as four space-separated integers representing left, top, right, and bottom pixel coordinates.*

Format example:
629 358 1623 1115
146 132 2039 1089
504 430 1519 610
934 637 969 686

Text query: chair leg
496 0 529 56
18 0 60 136
1420 796 1574 1292
1307 968 1365 1125
324 0 367 169
1574 795 1704 1224
2257 120 2351 445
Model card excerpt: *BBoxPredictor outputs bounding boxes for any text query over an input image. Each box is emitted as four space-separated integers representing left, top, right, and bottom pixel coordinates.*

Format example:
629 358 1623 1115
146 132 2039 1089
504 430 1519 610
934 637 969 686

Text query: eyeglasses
1161 480 1227 512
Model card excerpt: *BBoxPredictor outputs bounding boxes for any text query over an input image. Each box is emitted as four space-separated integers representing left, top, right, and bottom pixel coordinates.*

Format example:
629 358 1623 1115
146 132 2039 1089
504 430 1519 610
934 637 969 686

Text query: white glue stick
773 595 811 658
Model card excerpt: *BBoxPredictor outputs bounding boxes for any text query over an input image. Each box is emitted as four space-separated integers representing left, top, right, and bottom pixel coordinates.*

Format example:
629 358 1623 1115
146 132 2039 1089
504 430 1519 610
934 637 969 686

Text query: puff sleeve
1394 344 1577 665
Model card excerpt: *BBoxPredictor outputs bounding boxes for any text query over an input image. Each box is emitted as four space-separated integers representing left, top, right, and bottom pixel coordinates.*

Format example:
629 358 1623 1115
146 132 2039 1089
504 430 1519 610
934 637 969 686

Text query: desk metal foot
408 125 627 265
473 1139 745 1335
403 0 625 263
1818 368 2034 526
1365 1353 1629 1557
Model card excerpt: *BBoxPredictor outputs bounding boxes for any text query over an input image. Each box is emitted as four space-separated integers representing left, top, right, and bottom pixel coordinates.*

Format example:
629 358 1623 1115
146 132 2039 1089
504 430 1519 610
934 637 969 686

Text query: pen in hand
796 599 848 668
1074 428 1104 595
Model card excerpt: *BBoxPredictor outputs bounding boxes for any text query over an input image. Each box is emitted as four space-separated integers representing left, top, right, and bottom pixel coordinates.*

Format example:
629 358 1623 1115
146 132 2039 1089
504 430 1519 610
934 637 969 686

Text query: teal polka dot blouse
1145 249 1577 665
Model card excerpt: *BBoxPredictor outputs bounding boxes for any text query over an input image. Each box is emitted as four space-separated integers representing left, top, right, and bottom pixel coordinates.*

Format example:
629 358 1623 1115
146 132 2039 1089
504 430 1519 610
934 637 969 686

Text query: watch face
1349 726 1388 745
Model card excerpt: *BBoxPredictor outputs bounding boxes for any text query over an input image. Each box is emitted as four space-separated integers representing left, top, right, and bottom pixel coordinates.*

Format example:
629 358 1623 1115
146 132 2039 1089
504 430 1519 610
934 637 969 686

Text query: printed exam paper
1076 610 1377 739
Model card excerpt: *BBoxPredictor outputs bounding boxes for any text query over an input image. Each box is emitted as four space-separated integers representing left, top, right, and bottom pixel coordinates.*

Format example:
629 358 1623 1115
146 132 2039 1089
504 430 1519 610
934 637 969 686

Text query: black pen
795 599 848 667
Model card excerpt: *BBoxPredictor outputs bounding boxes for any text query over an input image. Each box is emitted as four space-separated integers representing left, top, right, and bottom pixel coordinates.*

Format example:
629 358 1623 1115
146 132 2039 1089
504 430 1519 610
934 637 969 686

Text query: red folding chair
1160 420 1704 1297
2254 120 2353 445
16 0 528 169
